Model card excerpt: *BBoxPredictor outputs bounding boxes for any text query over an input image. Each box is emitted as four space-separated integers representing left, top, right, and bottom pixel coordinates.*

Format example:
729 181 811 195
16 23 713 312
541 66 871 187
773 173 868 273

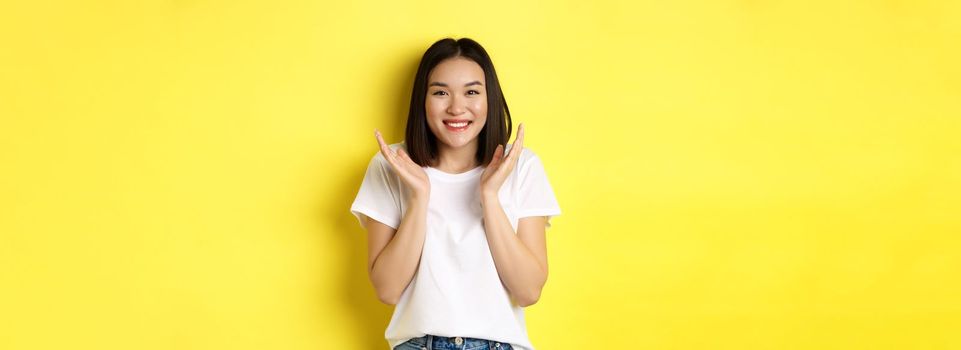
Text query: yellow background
2 0 959 349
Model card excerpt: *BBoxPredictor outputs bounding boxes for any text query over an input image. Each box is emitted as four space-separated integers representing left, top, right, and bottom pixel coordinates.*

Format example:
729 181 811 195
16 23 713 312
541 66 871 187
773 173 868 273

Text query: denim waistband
403 334 512 349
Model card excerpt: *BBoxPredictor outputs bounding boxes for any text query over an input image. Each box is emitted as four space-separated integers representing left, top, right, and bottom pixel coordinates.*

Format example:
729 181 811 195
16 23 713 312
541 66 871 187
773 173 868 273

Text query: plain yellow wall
2 0 959 349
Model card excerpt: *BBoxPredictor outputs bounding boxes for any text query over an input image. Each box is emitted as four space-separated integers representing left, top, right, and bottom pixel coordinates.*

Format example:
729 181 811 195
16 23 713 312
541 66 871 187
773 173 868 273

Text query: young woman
350 37 561 350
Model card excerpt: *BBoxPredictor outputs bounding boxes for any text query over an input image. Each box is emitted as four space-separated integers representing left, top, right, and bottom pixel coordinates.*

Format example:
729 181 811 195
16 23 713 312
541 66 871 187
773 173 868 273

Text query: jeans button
453 337 463 345
495 342 501 348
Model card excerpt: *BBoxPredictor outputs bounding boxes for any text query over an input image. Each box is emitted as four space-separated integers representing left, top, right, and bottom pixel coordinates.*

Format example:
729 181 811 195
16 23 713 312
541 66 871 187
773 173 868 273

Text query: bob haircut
404 37 513 167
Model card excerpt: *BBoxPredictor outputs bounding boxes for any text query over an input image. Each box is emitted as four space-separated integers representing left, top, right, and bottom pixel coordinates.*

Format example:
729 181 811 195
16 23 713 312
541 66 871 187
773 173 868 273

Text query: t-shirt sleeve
350 153 403 230
515 150 562 229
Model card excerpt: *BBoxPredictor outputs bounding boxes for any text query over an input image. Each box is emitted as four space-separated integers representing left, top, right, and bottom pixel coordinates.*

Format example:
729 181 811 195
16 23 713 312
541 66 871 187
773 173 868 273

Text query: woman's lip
444 121 472 132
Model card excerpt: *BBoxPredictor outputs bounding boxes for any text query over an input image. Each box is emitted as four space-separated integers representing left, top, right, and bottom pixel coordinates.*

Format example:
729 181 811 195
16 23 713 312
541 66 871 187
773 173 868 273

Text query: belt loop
426 334 433 350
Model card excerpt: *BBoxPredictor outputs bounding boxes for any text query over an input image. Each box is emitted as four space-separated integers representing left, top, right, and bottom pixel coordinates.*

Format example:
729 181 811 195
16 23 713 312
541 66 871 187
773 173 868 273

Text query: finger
517 123 525 147
375 130 393 158
508 123 524 161
375 130 388 152
490 144 504 166
375 130 400 166
396 147 416 166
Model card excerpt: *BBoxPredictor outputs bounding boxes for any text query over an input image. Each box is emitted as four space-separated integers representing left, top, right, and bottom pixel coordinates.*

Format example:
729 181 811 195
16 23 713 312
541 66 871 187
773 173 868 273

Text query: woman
350 37 561 350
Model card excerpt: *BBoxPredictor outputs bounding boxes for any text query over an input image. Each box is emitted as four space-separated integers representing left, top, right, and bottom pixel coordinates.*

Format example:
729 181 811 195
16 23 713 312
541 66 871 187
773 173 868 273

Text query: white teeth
445 122 469 128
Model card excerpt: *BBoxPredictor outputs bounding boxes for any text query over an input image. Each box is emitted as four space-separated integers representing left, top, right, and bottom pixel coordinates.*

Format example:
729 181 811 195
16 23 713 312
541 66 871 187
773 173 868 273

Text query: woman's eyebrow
428 81 484 87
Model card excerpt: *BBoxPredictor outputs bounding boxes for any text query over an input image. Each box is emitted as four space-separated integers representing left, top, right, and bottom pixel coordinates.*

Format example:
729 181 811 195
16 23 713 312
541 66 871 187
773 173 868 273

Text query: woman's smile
443 119 473 132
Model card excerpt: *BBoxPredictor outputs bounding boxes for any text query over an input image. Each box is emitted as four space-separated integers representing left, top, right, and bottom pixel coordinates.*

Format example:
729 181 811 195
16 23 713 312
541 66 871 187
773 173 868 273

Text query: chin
438 138 476 149
430 127 481 149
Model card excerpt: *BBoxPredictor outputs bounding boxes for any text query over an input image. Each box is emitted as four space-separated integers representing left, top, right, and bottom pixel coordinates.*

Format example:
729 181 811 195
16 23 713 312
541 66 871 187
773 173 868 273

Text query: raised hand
480 123 524 199
375 129 430 200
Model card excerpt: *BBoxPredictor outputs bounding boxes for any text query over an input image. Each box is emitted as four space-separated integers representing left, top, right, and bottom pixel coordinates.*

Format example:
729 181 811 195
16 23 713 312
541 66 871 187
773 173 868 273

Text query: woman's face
425 57 488 151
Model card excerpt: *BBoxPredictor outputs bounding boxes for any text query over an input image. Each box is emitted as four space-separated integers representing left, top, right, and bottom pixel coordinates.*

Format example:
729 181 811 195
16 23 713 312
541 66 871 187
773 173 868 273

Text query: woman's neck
434 141 479 173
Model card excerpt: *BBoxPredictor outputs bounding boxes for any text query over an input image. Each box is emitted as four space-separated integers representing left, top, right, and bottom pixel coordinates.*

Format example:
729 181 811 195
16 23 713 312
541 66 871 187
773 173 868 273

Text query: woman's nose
447 96 467 115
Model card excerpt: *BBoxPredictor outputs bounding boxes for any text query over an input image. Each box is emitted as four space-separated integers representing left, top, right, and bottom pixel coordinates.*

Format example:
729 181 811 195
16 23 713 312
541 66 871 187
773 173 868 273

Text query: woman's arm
366 130 431 305
477 123 548 307
481 193 549 307
365 195 429 305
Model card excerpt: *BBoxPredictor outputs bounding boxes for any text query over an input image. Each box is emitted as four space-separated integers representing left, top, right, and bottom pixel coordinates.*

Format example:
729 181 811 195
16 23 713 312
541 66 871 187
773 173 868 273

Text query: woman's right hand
375 129 430 200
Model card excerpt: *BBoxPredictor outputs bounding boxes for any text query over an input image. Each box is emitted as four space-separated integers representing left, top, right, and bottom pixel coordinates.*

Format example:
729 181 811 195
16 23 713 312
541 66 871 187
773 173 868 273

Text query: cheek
425 100 443 117
473 112 488 129
470 101 487 114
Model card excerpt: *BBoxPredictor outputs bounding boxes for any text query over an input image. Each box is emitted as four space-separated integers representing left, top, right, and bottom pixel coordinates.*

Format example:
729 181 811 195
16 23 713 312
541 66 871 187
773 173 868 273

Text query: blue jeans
393 334 514 350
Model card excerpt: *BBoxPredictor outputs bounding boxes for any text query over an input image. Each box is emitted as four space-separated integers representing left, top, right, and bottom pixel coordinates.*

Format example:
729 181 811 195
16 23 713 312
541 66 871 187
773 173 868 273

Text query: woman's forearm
369 196 429 305
481 193 547 307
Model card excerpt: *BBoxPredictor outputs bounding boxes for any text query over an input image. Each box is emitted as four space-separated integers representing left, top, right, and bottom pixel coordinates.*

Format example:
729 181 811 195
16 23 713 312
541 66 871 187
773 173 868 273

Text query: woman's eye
432 91 447 96
468 90 480 95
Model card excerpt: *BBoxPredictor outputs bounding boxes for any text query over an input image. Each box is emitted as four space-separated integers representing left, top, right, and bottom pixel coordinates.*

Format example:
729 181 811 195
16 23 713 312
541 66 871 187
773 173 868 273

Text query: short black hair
404 37 512 167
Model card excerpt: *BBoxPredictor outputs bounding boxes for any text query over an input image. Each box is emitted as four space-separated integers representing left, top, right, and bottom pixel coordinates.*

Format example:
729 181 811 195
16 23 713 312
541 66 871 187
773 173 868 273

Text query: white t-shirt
350 142 561 350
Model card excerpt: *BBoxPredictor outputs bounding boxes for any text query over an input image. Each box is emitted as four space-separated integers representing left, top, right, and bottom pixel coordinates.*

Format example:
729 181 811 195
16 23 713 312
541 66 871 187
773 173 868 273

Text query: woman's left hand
480 123 524 199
